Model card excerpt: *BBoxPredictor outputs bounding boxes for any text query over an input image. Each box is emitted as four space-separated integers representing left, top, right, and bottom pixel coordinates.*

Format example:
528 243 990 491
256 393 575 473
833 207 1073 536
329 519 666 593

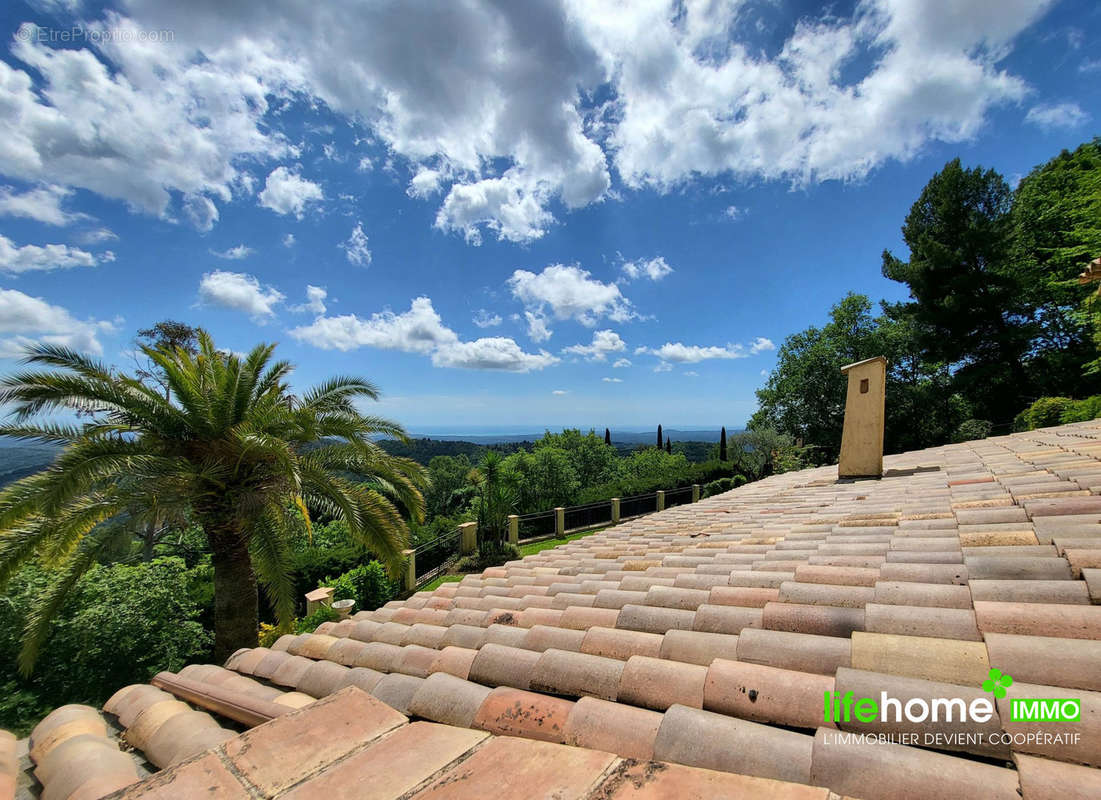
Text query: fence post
402 549 416 592
692 484 700 503
508 515 519 545
656 490 665 511
555 507 565 538
459 522 478 555
610 498 620 525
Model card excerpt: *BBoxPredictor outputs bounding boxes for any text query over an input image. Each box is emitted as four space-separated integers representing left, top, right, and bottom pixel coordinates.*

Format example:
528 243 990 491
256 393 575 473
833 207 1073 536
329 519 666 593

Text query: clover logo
982 668 1013 698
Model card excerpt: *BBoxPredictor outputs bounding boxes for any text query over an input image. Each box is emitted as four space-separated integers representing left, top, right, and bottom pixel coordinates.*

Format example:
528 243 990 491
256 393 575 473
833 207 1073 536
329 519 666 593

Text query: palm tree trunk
202 516 259 663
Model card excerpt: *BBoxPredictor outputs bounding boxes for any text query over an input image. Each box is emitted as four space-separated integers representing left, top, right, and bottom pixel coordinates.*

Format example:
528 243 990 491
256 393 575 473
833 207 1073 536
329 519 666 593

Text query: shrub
324 561 397 613
1014 397 1075 431
704 477 735 497
295 605 341 633
703 475 749 497
0 558 212 735
1060 395 1101 424
258 621 291 648
456 544 520 572
953 419 993 442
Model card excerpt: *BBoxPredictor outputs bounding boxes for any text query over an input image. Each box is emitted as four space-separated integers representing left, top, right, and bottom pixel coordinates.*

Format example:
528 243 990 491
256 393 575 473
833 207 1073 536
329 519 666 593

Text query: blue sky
0 0 1097 431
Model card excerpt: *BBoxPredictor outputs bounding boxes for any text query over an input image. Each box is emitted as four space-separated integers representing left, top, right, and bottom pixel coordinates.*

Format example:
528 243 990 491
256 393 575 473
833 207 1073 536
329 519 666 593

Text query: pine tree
605 427 611 446
719 426 728 461
657 424 663 449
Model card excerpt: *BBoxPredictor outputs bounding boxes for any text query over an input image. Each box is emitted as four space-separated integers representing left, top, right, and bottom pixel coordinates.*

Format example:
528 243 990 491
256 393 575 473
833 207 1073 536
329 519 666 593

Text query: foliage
882 158 1032 423
1059 395 1101 423
324 561 396 613
703 475 746 497
471 451 517 552
258 621 291 648
502 447 580 513
1011 139 1101 381
719 427 728 461
953 419 993 443
0 558 211 734
533 429 620 488
1013 397 1076 431
423 454 474 519
752 293 973 460
295 605 341 633
455 544 520 571
0 332 427 666
756 142 1100 458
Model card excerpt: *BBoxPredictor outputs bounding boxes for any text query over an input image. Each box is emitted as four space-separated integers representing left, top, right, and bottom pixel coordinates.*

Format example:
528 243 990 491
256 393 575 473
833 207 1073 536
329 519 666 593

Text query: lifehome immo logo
820 668 1081 748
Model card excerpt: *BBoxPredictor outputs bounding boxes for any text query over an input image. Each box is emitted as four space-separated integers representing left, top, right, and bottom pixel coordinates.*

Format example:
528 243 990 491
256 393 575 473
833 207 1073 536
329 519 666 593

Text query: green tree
0 557 211 734
665 437 671 453
535 428 619 488
882 158 1032 422
423 454 473 519
470 451 516 552
1011 139 1101 384
503 447 580 512
604 428 611 446
656 424 663 449
719 426 727 462
0 333 427 667
752 293 969 459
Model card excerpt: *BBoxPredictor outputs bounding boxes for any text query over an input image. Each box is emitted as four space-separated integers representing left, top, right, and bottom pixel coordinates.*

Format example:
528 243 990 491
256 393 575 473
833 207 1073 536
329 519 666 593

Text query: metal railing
407 483 702 589
619 492 658 519
664 485 694 509
413 526 462 585
562 499 613 533
517 508 556 540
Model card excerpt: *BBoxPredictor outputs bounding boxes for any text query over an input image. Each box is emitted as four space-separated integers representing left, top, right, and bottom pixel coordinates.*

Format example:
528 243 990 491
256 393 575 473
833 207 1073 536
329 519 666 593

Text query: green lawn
417 527 606 591
519 527 605 556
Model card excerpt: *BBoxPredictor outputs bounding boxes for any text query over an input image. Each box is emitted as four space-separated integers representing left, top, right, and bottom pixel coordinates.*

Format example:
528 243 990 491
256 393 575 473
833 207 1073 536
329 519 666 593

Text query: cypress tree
657 424 663 449
605 427 611 446
665 437 671 453
719 426 728 461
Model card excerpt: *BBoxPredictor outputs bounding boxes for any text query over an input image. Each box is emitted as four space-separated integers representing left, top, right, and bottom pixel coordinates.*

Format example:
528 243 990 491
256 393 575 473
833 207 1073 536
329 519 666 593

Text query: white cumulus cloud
619 256 673 282
0 184 86 225
0 288 114 356
509 264 635 337
0 235 102 274
259 167 323 219
198 270 284 321
289 296 557 372
562 329 627 361
290 285 327 315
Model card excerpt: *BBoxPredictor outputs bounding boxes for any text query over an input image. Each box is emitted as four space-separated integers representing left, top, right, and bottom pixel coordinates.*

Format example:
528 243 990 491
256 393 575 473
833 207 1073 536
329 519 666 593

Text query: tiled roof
7 419 1101 799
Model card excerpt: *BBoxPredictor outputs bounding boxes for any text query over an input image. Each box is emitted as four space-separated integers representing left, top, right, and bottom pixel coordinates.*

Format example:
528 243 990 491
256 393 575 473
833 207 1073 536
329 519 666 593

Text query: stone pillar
555 507 565 538
508 514 519 546
610 498 620 525
838 356 887 478
656 490 665 511
459 522 478 555
692 484 700 503
402 548 416 592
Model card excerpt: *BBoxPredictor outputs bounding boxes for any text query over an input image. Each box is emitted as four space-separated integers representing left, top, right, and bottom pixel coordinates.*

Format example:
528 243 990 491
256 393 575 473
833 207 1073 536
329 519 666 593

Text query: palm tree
0 332 426 669
469 451 516 555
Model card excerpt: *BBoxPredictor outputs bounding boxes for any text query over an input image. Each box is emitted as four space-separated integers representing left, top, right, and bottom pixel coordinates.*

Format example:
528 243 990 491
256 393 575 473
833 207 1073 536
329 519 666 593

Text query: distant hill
0 428 737 485
0 443 60 486
405 429 733 445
